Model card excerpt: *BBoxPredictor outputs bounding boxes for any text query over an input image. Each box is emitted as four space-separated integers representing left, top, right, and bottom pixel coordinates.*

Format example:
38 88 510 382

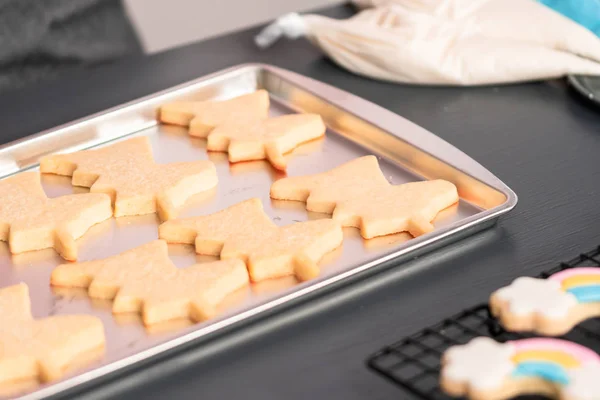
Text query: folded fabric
255 0 600 85
354 0 600 36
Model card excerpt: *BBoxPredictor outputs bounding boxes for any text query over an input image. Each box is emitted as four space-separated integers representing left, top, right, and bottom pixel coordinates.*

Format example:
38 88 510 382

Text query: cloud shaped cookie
441 337 600 400
491 268 600 335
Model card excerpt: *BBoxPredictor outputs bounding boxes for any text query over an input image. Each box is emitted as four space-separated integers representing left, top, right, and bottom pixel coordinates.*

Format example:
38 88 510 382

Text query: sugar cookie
51 240 249 325
490 268 600 336
159 90 270 129
191 114 326 170
441 337 600 400
40 137 217 220
0 283 105 384
158 198 343 282
0 172 111 260
270 156 459 238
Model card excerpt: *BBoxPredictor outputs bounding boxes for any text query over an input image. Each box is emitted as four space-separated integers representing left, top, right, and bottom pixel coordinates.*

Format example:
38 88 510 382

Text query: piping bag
254 0 600 86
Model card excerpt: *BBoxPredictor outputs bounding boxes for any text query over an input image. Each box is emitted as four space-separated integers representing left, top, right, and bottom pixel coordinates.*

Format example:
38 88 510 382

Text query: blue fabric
539 0 600 37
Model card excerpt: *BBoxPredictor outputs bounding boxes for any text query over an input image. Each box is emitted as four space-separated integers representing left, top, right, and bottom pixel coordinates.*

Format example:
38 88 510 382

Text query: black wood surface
3 4 600 400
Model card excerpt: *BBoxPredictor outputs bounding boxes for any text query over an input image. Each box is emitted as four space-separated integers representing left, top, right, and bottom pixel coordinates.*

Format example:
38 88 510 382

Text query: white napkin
255 0 600 85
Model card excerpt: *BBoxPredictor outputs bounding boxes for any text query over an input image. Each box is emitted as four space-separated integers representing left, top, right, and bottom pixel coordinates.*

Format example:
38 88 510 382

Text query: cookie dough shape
51 240 249 325
490 268 600 336
40 137 218 220
441 337 600 400
158 198 343 282
0 283 105 384
160 90 270 129
0 172 111 260
270 156 459 239
191 114 326 170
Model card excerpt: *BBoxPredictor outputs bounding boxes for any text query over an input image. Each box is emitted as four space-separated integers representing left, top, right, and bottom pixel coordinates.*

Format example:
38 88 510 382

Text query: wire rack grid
367 245 600 400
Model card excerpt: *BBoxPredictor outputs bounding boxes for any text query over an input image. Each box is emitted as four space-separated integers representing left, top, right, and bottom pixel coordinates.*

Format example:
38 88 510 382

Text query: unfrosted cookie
158 198 343 282
490 268 600 336
0 283 105 384
441 337 600 400
51 240 249 325
191 114 326 170
0 172 111 260
160 90 270 130
270 156 459 239
39 137 218 220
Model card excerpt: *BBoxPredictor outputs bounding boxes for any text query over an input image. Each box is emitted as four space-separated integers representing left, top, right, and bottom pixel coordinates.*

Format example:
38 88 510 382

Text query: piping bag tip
254 12 307 49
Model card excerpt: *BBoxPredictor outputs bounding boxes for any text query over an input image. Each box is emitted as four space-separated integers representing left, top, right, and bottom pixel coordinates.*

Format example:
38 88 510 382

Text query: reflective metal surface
0 64 517 399
568 74 600 108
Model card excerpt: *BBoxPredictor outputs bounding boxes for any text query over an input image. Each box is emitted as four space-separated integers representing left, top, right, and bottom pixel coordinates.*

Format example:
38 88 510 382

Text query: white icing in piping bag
252 1 600 85
255 13 307 49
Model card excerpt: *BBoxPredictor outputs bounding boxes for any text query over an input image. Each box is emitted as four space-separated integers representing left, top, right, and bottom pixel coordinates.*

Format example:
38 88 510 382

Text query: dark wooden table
3 4 600 400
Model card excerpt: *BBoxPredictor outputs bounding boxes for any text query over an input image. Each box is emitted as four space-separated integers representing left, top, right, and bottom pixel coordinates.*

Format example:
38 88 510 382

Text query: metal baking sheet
0 64 517 399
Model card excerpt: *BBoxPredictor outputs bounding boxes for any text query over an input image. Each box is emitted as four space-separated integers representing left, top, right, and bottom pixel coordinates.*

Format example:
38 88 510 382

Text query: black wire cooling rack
366 245 600 400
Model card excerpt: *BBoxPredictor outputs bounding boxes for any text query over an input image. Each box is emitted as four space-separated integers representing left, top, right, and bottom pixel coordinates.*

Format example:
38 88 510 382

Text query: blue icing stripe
512 362 569 385
567 285 600 303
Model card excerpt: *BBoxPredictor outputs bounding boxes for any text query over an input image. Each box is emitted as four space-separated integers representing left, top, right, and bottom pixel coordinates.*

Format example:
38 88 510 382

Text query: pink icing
549 268 600 282
509 338 600 364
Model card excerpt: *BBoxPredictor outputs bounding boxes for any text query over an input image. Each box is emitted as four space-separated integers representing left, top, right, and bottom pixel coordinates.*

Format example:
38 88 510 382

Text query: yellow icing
561 275 600 290
512 350 580 368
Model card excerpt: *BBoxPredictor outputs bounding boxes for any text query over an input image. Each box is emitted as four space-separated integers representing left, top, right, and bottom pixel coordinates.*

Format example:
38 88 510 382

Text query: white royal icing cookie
442 337 514 390
442 337 600 400
494 276 578 318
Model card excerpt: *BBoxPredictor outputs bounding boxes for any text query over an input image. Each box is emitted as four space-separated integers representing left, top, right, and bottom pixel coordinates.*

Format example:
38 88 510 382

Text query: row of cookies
0 89 312 389
159 90 458 238
0 91 459 388
439 267 600 399
2 90 461 262
1 136 218 261
1 146 459 262
161 91 600 399
0 89 315 389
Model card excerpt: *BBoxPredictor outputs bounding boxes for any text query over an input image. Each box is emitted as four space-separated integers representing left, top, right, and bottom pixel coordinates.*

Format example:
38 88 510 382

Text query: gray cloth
0 0 142 91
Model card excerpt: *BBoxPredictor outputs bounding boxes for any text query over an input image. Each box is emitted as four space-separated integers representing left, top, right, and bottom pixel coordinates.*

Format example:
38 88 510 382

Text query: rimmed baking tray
0 63 517 399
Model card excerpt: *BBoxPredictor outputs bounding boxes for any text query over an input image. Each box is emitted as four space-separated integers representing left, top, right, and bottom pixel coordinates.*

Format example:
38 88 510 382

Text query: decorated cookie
191 113 326 170
0 172 112 260
441 337 600 400
51 240 249 325
39 137 218 220
0 283 105 384
270 156 459 238
158 198 343 282
490 268 600 335
159 90 270 129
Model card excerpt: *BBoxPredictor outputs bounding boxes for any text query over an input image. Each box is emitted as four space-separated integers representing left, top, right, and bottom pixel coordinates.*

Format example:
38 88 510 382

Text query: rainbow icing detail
493 267 600 322
549 268 600 303
442 337 600 399
509 338 599 384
